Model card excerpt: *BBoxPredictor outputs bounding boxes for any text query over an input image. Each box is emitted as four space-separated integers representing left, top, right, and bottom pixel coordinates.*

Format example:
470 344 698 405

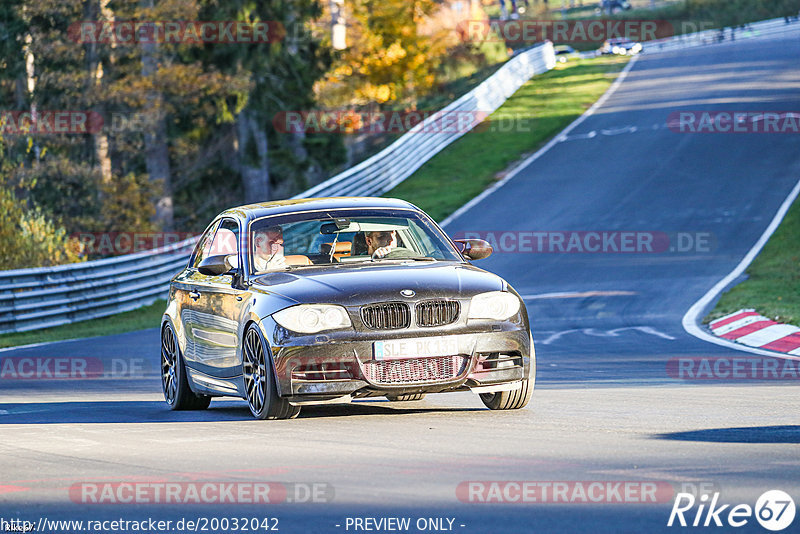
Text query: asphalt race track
2 35 800 533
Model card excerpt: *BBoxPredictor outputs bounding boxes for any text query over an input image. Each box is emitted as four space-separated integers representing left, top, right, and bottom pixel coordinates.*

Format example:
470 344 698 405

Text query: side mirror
452 239 493 260
198 254 236 276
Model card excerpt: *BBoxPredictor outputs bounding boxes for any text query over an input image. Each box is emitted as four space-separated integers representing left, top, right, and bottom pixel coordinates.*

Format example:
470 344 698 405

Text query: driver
365 230 397 258
253 225 287 272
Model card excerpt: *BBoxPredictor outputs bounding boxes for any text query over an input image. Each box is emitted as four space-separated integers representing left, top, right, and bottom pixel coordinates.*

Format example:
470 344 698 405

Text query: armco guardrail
297 42 556 198
0 239 198 334
0 43 556 335
642 17 800 54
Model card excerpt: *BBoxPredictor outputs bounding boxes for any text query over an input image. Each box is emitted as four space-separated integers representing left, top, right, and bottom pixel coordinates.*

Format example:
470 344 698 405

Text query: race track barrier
642 17 800 54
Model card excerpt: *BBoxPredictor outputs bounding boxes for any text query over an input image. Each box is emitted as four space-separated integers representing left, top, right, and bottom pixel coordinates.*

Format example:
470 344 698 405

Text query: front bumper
257 318 532 404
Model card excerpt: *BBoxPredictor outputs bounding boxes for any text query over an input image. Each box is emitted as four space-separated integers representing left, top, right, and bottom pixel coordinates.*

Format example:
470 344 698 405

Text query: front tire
480 353 535 410
161 323 211 410
242 325 300 420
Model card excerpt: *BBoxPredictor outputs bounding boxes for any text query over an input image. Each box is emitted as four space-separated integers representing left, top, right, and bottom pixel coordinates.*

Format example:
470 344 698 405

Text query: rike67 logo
668 490 795 531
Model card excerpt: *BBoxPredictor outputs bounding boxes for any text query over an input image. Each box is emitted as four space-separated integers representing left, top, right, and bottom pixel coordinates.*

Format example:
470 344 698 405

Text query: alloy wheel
243 327 267 415
161 325 178 405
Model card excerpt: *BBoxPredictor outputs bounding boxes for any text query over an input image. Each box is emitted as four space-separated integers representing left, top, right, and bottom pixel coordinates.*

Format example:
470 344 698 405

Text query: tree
196 0 334 201
316 0 450 109
0 186 82 269
12 0 250 235
1 0 339 267
0 0 27 109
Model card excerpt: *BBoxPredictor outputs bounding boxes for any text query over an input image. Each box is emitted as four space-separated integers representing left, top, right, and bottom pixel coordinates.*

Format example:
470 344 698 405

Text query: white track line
682 176 800 361
439 55 640 229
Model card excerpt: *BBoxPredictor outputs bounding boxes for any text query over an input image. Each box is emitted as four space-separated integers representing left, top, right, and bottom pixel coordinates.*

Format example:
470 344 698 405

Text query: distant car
161 197 535 419
596 0 632 15
554 45 578 63
599 38 643 56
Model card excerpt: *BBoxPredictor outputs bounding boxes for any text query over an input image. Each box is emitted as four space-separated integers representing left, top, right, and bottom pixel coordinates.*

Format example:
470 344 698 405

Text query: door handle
189 290 201 301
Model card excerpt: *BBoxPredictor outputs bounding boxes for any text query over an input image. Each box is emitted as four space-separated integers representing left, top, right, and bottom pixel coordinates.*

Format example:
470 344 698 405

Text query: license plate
373 336 460 361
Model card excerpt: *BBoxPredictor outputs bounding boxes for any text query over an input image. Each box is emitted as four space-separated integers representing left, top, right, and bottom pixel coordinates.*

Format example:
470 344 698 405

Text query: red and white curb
709 309 800 356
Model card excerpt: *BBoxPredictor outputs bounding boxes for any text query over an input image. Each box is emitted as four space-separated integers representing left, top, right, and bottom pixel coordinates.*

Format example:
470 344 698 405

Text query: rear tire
480 353 535 410
161 323 211 410
242 325 300 420
386 393 426 402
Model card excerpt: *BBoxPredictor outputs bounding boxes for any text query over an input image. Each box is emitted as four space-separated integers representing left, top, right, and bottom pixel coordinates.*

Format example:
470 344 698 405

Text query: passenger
352 232 369 256
253 225 286 271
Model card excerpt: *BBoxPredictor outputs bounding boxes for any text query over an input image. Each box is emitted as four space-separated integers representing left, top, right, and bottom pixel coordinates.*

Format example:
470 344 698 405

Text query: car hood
250 261 506 306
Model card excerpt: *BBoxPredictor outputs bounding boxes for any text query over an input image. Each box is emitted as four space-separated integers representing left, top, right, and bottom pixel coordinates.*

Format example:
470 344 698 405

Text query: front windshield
249 208 463 274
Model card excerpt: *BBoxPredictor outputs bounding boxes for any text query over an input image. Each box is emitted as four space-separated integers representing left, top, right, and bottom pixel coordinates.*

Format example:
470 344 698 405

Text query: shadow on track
654 425 800 444
0 400 481 424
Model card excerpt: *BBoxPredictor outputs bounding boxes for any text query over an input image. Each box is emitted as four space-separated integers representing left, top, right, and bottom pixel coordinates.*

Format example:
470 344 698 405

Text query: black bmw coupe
161 197 534 419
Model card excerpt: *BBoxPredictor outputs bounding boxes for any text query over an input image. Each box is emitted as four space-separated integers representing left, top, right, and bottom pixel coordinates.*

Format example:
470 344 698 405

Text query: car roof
217 197 421 222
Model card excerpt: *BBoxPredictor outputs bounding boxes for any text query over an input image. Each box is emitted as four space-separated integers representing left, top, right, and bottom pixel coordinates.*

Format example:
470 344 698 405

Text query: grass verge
387 55 630 222
0 299 166 349
705 196 800 326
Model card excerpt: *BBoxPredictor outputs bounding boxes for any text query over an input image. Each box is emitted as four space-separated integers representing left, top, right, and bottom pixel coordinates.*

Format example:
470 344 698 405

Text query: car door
172 219 218 360
181 218 248 378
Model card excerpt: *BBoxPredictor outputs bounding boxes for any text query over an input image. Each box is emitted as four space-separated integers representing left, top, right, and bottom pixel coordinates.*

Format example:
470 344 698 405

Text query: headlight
272 304 352 334
468 291 521 321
